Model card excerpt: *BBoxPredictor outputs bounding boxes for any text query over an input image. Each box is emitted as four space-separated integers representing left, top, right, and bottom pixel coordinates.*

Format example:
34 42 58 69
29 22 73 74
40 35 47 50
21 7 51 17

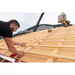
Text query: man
0 20 26 58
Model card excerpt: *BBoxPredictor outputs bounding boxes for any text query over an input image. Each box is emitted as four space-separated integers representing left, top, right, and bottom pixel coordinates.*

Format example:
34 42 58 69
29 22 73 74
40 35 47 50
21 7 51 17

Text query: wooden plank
1 50 8 54
48 37 65 39
25 51 75 61
46 48 59 62
64 40 75 42
46 38 65 62
67 36 75 38
0 47 8 50
31 45 75 48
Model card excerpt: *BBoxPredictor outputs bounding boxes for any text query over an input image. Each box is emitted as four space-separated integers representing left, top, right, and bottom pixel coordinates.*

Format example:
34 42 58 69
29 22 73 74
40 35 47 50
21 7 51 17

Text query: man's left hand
19 42 27 47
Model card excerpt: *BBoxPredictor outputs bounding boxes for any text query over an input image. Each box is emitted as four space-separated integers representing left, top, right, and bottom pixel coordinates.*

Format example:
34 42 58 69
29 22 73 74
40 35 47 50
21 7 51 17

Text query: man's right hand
17 52 24 58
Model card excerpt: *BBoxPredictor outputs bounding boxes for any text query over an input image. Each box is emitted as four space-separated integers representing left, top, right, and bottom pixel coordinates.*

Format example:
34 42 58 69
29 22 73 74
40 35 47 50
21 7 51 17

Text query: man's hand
19 42 27 47
17 52 24 58
13 41 27 47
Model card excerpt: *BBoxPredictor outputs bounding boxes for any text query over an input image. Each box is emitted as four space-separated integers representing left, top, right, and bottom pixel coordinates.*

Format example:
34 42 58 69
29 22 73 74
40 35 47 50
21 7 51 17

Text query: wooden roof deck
0 25 75 62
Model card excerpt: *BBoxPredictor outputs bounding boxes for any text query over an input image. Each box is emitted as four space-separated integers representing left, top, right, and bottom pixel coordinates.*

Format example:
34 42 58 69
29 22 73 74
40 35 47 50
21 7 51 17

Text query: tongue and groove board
1 25 75 62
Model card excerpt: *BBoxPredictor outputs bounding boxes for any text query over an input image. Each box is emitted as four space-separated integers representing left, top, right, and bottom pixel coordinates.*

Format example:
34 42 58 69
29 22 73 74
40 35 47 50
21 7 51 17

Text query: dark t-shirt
0 21 13 38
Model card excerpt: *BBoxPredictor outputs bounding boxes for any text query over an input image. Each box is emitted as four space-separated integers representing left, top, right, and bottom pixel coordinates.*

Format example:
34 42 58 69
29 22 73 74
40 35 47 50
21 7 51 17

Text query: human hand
20 42 27 47
17 52 24 58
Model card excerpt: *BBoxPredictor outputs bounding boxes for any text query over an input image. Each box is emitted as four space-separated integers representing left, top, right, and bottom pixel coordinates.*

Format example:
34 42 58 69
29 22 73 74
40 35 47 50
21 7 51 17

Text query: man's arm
13 40 27 47
4 36 27 47
4 38 24 58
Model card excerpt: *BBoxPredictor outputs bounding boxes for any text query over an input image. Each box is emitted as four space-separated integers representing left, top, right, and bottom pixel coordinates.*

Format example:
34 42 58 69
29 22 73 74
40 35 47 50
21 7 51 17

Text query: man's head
8 20 20 32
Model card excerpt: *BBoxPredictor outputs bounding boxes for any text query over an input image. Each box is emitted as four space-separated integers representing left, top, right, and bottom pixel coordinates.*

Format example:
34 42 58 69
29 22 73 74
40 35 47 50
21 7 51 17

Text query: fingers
20 52 24 57
20 43 27 47
17 52 24 58
22 44 26 47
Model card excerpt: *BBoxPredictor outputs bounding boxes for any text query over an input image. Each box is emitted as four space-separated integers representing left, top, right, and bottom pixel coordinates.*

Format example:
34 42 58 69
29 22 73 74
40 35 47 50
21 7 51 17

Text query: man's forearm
13 41 26 47
8 45 19 55
4 38 23 58
13 40 21 45
8 45 23 57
